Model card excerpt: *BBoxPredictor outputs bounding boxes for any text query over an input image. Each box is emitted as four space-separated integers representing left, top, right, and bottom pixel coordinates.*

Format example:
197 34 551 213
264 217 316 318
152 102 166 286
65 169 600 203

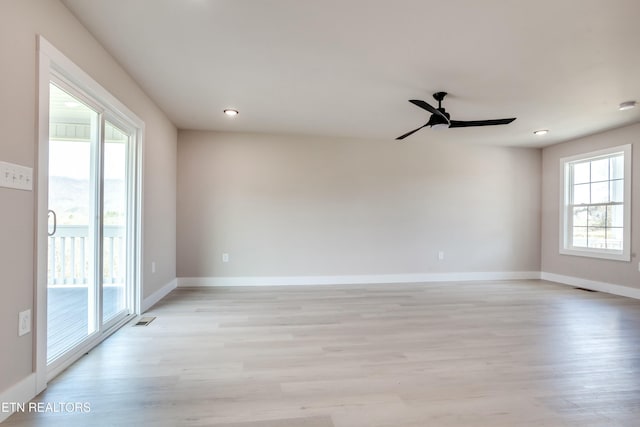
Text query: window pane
587 227 606 249
48 82 99 362
610 179 624 203
610 155 624 180
587 206 606 227
573 183 590 204
573 162 590 184
590 181 609 203
572 206 588 226
103 121 129 324
572 227 587 248
590 158 609 182
606 227 623 250
607 205 623 227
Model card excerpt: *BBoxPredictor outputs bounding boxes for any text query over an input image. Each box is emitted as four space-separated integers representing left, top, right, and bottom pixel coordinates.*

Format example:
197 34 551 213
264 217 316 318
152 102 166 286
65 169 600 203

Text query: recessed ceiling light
223 109 239 116
533 129 549 136
618 101 636 111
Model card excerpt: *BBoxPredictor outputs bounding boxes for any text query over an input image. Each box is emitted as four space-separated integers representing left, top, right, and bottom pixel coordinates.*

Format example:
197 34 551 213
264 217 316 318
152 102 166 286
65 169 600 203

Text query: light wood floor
6 280 640 426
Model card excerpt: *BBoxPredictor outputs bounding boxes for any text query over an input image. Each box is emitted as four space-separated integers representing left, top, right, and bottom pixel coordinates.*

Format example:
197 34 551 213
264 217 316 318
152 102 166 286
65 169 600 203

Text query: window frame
559 144 632 261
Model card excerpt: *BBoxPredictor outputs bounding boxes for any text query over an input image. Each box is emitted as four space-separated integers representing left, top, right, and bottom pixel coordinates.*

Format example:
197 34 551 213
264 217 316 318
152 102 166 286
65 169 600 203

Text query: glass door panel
47 83 99 363
102 121 130 323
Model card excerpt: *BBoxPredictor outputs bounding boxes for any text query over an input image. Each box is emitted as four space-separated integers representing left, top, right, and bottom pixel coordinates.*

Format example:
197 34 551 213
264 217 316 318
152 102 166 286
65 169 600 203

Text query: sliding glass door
47 80 135 365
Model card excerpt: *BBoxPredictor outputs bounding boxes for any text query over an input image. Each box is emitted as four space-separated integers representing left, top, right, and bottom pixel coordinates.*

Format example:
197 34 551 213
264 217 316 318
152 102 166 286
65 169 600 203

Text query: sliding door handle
48 209 57 236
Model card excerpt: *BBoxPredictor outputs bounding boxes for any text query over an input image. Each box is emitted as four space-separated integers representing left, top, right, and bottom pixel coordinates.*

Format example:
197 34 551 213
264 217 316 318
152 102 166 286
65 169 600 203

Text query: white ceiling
61 0 640 147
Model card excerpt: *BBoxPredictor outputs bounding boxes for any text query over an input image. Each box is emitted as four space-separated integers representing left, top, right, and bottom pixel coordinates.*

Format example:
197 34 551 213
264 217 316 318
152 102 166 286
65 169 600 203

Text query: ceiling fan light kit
396 91 516 140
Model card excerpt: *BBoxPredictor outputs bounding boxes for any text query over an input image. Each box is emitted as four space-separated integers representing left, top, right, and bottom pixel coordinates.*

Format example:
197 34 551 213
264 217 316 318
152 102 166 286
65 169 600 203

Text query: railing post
70 236 76 284
49 237 56 285
81 236 86 285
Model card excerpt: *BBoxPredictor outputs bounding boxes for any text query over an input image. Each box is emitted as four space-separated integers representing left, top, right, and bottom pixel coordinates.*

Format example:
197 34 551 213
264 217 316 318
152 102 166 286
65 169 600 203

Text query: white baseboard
141 278 177 312
178 271 541 287
0 373 37 423
541 272 640 300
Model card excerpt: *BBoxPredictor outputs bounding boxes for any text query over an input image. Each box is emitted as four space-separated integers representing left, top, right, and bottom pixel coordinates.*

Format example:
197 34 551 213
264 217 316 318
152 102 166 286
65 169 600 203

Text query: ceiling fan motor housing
429 109 450 126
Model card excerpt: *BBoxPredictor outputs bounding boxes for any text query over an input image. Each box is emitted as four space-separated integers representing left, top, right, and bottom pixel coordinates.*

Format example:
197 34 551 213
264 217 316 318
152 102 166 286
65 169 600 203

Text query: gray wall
177 131 542 278
0 0 176 393
541 122 640 287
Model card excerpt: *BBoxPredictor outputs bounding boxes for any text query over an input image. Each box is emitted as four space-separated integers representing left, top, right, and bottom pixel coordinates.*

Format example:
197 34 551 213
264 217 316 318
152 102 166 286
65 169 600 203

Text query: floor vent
574 287 597 293
133 316 156 326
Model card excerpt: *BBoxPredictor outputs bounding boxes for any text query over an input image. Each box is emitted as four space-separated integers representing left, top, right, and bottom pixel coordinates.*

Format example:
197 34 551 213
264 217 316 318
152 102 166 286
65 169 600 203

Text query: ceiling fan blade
449 118 516 128
409 100 449 122
396 124 428 140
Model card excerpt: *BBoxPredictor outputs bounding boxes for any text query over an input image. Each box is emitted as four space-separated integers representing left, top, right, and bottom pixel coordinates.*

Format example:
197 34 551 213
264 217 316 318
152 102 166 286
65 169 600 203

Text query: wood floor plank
5 280 640 426
206 416 334 427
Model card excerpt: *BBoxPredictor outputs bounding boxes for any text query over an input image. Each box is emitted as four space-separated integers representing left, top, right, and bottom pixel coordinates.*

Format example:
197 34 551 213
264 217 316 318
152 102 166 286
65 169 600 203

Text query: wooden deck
47 285 124 362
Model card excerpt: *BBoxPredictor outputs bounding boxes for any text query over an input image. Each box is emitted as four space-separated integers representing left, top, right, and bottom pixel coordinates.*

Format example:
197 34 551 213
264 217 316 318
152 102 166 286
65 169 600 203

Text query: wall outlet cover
18 309 31 336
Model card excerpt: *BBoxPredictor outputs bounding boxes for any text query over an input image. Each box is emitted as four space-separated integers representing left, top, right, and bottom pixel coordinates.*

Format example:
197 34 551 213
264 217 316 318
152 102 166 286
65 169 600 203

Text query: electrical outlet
151 261 156 273
18 309 31 336
438 251 445 261
222 253 229 263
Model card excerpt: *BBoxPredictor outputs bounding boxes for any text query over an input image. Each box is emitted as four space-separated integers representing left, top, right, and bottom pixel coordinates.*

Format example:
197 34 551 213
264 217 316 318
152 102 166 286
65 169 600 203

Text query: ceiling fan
396 92 516 140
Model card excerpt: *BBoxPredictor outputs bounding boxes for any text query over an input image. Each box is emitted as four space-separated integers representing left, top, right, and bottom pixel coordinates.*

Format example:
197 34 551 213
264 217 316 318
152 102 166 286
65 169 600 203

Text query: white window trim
558 144 632 262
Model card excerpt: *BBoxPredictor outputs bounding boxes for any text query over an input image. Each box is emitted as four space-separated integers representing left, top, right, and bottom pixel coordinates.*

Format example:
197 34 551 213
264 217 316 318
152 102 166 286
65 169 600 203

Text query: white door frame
35 36 144 392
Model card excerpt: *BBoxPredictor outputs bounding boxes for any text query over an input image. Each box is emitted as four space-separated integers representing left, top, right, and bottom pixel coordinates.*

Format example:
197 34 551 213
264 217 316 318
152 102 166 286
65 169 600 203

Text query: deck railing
48 225 125 286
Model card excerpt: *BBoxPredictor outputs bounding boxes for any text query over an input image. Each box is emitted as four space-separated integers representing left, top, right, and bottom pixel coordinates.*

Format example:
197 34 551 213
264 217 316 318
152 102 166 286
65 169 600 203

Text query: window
560 144 631 261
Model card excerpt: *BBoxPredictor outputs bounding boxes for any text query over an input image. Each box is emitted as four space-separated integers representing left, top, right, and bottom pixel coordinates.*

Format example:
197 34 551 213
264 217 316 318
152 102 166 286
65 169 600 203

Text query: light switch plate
0 161 33 191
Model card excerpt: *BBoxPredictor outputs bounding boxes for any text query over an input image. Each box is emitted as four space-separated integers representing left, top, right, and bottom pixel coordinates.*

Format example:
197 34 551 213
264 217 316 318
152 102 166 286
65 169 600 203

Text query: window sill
559 247 630 262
